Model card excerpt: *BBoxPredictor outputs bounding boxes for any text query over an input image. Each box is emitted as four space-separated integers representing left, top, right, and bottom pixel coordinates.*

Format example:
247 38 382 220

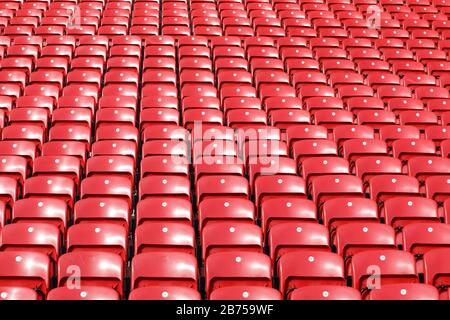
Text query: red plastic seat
134 222 195 255
366 283 439 300
369 175 420 202
321 198 379 231
81 176 133 208
205 252 272 298
356 110 397 130
260 198 317 235
210 286 282 300
341 139 388 162
142 125 188 142
196 175 249 204
0 252 51 298
131 252 198 290
2 125 45 150
425 176 450 203
379 125 421 146
49 125 92 151
292 140 338 163
73 198 130 230
142 141 188 158
425 126 450 146
58 96 95 114
309 175 364 205
139 174 190 202
12 198 68 235
313 110 354 129
95 125 139 146
0 223 60 262
350 250 418 297
23 176 76 209
300 157 349 182
198 198 255 231
86 156 135 182
0 286 38 300
392 139 436 160
47 286 120 300
382 197 440 231
141 156 189 178
399 111 439 130
254 175 306 208
268 222 330 260
201 222 263 259
353 156 403 183
0 155 28 187
52 108 92 128
42 141 87 168
423 248 450 298
289 285 361 300
136 198 192 226
58 252 124 296
66 223 128 261
129 286 201 300
278 251 345 296
407 156 450 182
33 156 82 186
335 222 397 271
402 223 450 264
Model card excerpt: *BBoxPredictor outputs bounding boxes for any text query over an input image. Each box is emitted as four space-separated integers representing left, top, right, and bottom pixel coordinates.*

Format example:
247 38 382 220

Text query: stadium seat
289 286 361 300
0 287 38 300
66 223 128 261
131 252 198 290
57 252 124 297
129 287 201 300
350 250 418 297
205 252 272 298
268 222 330 260
0 251 52 298
47 287 120 300
135 222 195 255
366 283 439 300
278 251 345 296
423 248 450 298
210 286 282 300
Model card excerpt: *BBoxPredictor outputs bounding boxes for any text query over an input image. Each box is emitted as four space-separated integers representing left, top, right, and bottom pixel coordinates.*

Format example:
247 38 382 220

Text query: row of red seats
1 248 450 300
2 0 450 38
